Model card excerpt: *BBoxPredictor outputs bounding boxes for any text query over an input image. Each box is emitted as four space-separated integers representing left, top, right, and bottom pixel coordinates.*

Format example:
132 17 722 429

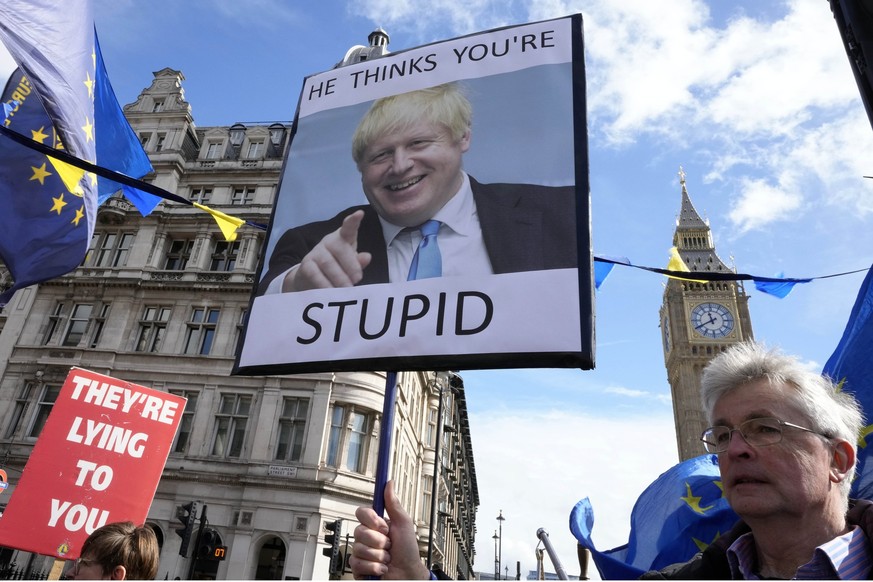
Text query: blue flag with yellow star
570 454 738 579
0 0 157 305
823 265 873 500
92 32 158 213
0 68 95 306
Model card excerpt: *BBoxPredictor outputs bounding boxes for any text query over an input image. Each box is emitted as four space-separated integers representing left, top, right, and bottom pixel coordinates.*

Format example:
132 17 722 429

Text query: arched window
255 536 287 580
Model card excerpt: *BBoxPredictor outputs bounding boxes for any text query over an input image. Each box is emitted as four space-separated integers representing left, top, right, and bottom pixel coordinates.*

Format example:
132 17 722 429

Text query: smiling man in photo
257 82 577 294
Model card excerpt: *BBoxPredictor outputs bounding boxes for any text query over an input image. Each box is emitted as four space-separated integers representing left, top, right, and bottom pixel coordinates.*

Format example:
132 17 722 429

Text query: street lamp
492 530 499 580
497 510 505 580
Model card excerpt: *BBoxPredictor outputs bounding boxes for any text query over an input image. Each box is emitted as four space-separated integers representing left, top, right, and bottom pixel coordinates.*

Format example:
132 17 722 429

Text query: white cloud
574 0 856 143
578 0 719 144
728 177 803 233
350 0 523 41
604 385 672 404
790 112 873 216
720 107 873 232
701 0 855 136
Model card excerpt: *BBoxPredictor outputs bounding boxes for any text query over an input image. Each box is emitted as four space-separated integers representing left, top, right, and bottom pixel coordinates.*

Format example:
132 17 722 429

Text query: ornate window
234 308 247 354
184 307 220 355
426 407 438 447
164 239 194 270
136 306 171 352
169 389 199 454
28 384 61 438
88 232 135 268
205 142 221 159
190 187 212 204
246 141 264 159
275 397 309 462
326 404 373 473
420 477 433 522
89 304 110 348
210 241 240 271
42 302 66 345
62 304 92 347
211 393 251 458
41 302 110 348
5 382 33 438
231 187 254 206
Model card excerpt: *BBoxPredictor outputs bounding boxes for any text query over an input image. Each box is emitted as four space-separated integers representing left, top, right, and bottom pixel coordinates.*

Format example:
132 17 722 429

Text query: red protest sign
0 368 186 558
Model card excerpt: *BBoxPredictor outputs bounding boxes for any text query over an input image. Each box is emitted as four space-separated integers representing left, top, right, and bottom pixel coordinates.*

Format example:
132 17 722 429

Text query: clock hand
695 314 716 329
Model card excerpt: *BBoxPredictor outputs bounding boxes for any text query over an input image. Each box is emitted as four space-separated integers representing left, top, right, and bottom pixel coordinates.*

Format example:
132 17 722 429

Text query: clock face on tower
690 302 735 339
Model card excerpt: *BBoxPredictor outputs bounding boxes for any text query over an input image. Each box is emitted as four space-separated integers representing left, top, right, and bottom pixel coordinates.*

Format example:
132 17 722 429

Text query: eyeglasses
700 417 829 453
68 557 97 576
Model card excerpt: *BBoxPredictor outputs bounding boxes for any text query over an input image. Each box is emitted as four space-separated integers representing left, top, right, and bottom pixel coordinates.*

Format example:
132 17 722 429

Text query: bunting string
0 124 268 238
593 255 870 298
1 122 867 296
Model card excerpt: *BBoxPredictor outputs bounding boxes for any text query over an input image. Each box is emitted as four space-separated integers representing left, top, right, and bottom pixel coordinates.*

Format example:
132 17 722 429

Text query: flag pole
536 528 568 580
372 371 398 518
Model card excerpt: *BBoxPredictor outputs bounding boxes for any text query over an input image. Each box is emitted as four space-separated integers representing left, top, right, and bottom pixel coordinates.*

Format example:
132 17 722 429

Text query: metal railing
0 563 49 580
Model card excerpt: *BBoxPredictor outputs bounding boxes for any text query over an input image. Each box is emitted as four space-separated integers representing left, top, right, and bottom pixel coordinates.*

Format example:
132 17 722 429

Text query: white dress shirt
263 172 494 293
381 172 493 282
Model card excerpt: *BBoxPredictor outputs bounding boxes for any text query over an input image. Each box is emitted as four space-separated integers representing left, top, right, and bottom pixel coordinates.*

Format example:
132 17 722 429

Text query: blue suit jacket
257 177 578 295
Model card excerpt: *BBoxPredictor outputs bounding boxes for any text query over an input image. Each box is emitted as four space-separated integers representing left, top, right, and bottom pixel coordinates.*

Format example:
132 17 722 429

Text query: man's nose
724 428 753 455
390 148 414 172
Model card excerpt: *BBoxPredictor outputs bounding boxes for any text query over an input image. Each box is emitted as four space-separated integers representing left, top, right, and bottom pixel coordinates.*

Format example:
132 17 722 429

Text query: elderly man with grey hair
350 342 873 580
643 341 871 579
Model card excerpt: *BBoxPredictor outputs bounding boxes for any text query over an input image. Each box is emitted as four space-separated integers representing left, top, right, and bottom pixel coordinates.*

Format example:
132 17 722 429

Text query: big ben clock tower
660 168 754 461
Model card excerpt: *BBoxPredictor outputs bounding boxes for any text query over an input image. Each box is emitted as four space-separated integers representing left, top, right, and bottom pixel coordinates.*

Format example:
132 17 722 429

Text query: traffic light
322 519 343 577
197 528 221 560
175 501 198 557
213 544 228 561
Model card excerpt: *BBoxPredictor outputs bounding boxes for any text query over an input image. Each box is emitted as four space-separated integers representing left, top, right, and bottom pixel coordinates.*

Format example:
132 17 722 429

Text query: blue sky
4 0 873 578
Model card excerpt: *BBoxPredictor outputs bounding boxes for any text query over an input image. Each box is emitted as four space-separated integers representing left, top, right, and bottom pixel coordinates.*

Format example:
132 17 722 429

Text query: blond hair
352 83 472 165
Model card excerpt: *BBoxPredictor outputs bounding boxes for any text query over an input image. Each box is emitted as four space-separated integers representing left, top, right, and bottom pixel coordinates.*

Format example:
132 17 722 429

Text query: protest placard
0 368 186 558
236 14 593 375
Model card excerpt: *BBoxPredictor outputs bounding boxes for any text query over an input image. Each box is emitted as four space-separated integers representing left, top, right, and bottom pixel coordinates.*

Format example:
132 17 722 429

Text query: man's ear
830 439 856 484
109 565 126 580
458 128 472 153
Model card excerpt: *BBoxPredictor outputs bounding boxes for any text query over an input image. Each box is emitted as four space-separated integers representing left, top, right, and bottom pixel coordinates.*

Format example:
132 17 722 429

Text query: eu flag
93 32 158 214
823 265 873 499
570 454 738 579
0 0 158 306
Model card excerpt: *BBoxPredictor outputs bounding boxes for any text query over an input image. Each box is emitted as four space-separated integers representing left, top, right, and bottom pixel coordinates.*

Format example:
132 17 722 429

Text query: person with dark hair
65 521 159 580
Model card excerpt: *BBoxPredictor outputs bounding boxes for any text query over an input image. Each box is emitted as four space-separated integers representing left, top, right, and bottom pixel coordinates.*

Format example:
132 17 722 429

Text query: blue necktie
407 220 442 280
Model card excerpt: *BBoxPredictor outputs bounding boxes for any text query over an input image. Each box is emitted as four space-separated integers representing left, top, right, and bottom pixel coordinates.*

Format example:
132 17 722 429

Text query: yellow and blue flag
823 265 873 499
0 0 157 305
570 454 738 579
